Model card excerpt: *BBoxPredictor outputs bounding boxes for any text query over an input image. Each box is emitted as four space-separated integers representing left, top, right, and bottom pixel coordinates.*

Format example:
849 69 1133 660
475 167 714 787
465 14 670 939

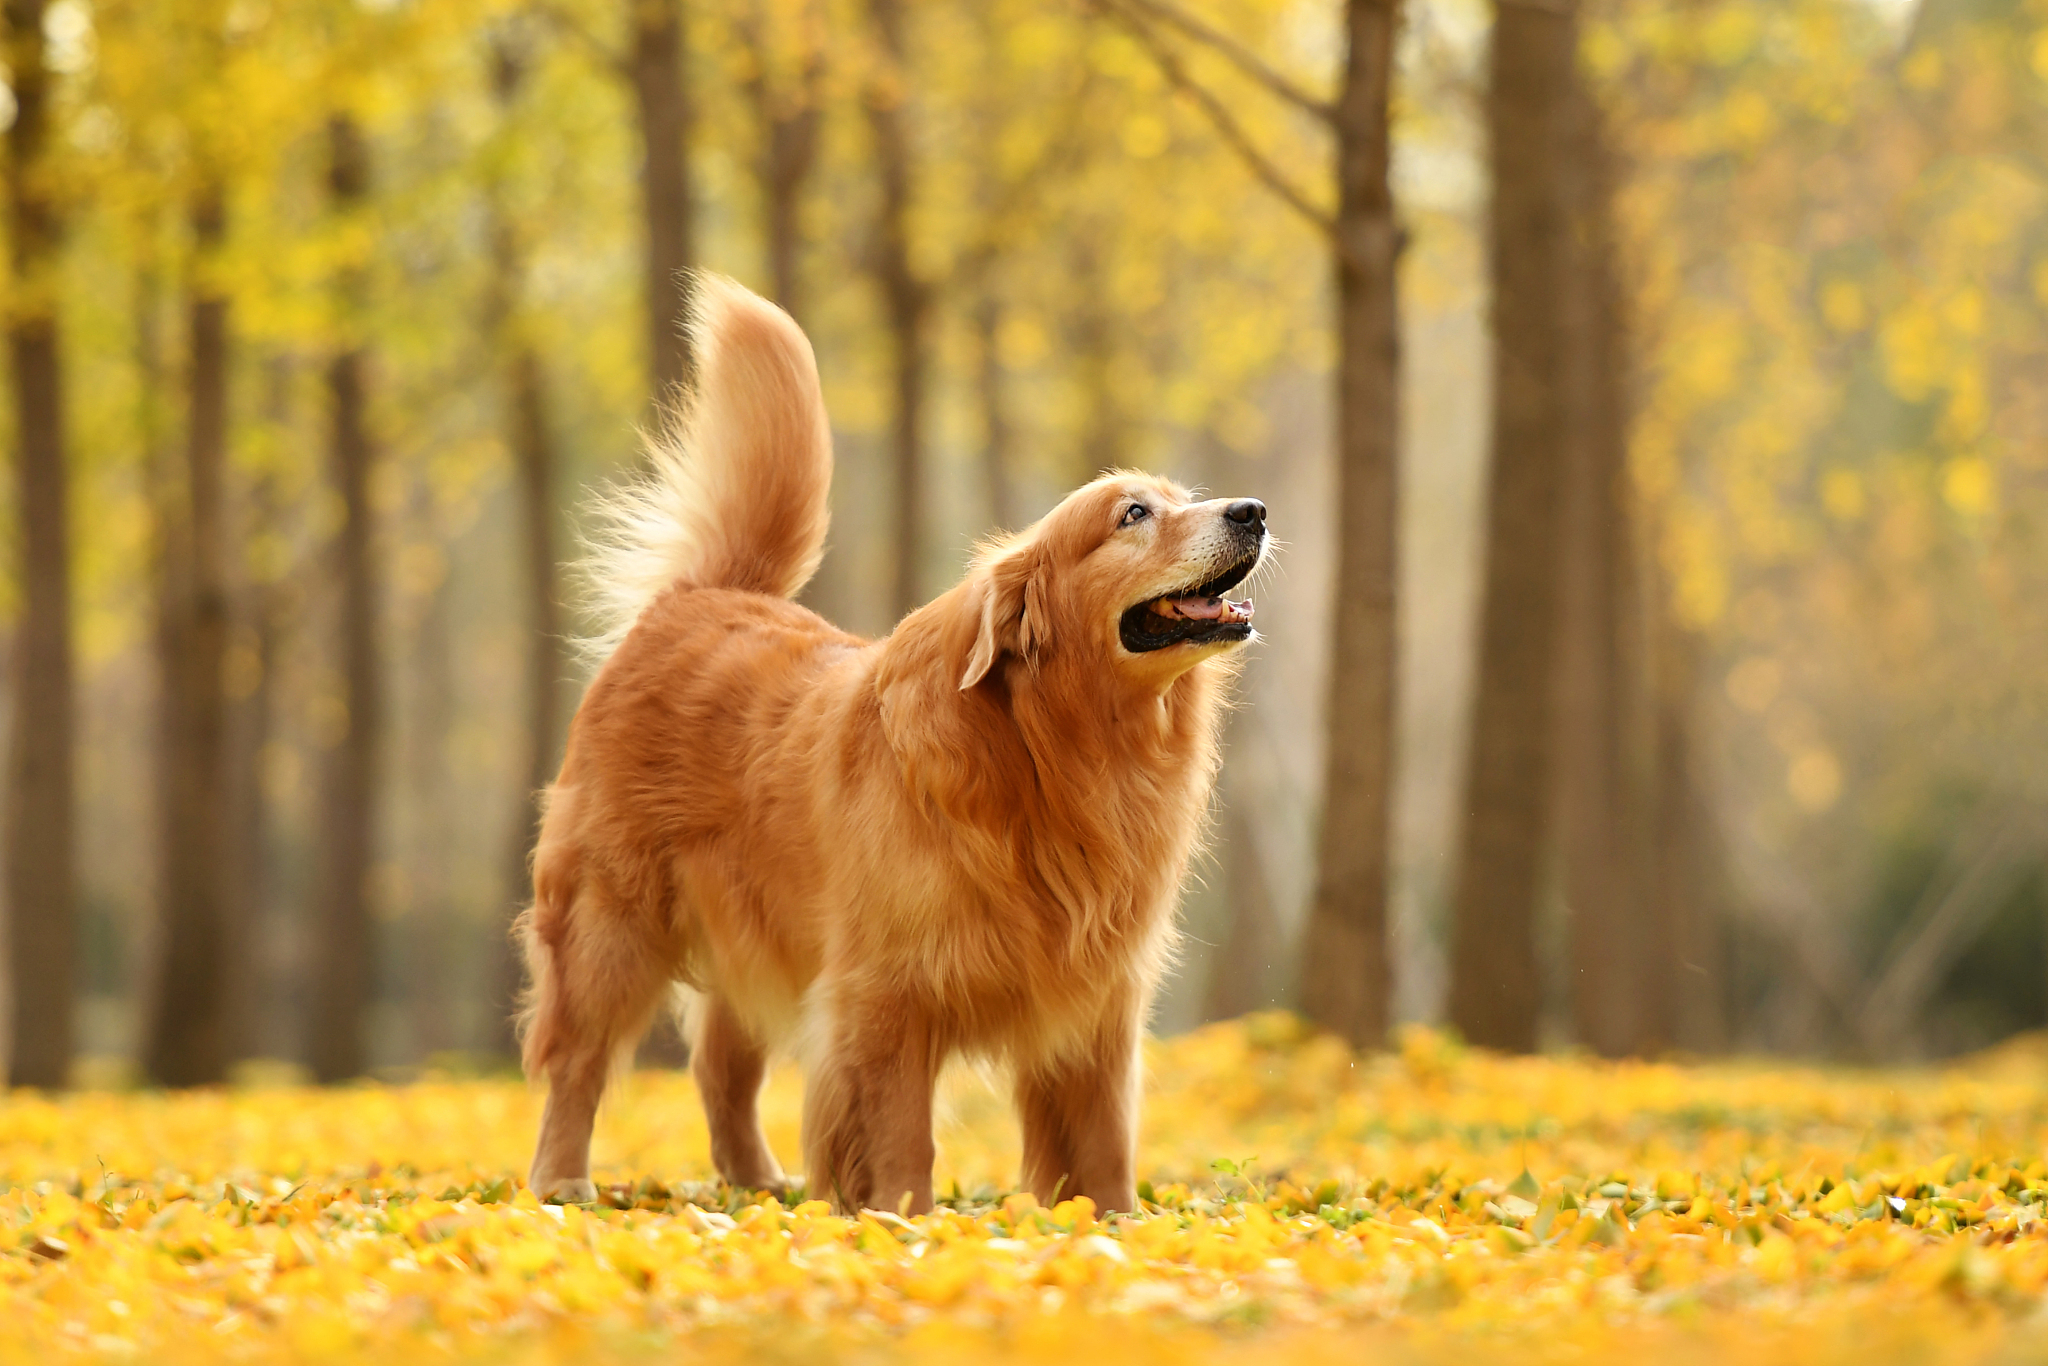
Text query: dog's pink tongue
1153 595 1254 623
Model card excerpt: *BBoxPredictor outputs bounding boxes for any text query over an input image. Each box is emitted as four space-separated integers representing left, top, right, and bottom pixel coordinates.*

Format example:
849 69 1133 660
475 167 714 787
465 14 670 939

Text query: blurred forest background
0 0 2043 1090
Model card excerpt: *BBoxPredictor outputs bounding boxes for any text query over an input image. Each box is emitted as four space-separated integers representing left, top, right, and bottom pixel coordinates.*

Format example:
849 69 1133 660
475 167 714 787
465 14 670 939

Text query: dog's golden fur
519 275 1266 1215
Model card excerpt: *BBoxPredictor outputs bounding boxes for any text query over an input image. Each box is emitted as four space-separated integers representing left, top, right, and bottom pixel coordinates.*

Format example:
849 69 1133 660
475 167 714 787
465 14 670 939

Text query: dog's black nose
1225 499 1266 531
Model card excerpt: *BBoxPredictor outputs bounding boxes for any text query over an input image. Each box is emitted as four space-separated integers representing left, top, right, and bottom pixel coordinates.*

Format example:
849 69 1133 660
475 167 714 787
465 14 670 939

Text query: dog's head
876 471 1266 830
956 471 1268 694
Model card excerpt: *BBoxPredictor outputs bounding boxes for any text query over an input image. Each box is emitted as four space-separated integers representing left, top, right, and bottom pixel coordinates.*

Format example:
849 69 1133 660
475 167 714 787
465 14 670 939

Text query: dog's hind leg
690 994 787 1193
520 856 672 1204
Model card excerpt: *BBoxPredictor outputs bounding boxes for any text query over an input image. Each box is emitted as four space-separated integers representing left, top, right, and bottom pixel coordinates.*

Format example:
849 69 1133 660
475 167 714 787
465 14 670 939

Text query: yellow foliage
7 1020 2048 1362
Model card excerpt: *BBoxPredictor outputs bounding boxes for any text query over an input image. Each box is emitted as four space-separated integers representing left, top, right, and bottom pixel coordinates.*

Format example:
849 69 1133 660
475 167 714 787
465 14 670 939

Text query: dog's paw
536 1176 598 1205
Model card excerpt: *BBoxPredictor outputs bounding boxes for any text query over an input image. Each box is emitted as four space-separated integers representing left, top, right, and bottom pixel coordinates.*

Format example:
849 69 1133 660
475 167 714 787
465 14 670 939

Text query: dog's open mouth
1119 552 1259 653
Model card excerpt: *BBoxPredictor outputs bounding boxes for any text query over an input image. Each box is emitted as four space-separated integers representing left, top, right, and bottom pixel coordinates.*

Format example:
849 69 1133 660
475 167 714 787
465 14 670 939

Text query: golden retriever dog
519 274 1267 1216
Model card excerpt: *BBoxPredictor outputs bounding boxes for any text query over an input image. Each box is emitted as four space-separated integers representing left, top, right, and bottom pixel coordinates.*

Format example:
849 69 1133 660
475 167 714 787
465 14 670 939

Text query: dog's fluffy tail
580 273 832 661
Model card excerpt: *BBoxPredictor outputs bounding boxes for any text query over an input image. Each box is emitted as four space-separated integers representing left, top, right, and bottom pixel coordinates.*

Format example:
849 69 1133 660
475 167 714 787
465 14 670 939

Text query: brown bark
4 0 76 1089
1298 0 1401 1050
486 40 569 1060
1554 76 1665 1058
865 0 930 621
1205 799 1279 1022
1071 239 1124 479
630 0 695 405
406 512 458 1059
741 0 822 323
975 293 1019 531
225 368 286 1064
1446 0 1579 1053
1653 610 1725 1051
308 115 381 1083
146 185 237 1087
494 346 566 1059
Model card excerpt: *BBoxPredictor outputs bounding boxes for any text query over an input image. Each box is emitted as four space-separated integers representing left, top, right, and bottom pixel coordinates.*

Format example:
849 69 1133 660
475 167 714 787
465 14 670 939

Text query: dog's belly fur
552 583 1187 1068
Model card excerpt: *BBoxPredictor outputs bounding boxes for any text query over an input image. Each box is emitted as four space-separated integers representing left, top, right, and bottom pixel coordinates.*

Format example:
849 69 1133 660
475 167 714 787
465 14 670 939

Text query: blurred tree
309 114 381 1083
4 0 78 1089
1204 791 1280 1022
917 0 1103 534
1601 0 2048 1053
1650 609 1725 1051
1552 55 1666 1059
1098 0 1404 1050
487 31 569 1060
864 0 931 619
974 291 1018 531
1299 0 1402 1051
227 358 294 1062
405 485 460 1059
538 0 695 411
146 176 239 1088
632 0 697 403
740 0 823 322
1448 0 1578 1054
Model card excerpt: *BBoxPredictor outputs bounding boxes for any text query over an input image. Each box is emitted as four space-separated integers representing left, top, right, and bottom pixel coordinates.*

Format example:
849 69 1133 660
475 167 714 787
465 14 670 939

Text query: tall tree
865 0 931 620
1296 0 1402 1049
225 358 292 1062
630 0 695 403
741 0 822 323
974 291 1018 531
485 35 569 1059
1652 610 1724 1051
1096 0 1404 1047
146 184 238 1086
308 114 381 1082
1204 796 1280 1021
1553 70 1667 1059
1446 0 1580 1053
406 492 460 1059
4 0 77 1089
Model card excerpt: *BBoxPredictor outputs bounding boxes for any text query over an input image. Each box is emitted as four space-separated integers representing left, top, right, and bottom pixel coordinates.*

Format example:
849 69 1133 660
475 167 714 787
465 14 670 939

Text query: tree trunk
865 0 929 621
308 115 380 1083
630 0 695 406
1072 239 1125 479
147 185 236 1087
406 505 458 1060
1446 0 1578 1053
742 0 821 324
486 40 569 1060
1554 74 1664 1058
1205 797 1279 1022
4 0 76 1090
975 293 1018 531
1653 609 1725 1050
226 366 286 1064
1298 0 1401 1050
493 345 565 1059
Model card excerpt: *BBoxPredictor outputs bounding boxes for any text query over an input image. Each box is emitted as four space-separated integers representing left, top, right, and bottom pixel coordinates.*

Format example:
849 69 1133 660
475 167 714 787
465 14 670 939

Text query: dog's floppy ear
959 547 1049 690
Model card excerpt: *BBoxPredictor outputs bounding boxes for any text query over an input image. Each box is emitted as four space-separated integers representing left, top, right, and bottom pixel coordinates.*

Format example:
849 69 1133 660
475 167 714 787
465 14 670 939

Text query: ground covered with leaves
5 1017 2048 1363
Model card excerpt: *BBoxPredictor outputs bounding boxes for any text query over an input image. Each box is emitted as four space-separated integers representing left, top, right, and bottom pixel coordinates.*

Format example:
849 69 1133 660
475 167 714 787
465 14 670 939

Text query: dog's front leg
1016 1008 1142 1215
802 998 937 1215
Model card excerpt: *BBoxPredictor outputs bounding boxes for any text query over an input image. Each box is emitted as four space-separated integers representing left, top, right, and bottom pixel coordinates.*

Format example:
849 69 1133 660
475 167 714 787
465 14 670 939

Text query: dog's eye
1119 503 1150 528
